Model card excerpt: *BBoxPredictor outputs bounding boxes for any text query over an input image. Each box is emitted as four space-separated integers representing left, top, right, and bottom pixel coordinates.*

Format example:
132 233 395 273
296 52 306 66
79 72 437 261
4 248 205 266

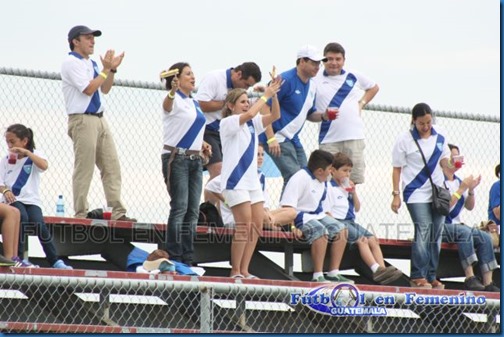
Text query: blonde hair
222 88 247 118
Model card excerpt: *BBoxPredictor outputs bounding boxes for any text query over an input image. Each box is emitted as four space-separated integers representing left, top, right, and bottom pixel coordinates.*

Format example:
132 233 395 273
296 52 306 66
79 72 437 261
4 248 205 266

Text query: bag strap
410 131 446 189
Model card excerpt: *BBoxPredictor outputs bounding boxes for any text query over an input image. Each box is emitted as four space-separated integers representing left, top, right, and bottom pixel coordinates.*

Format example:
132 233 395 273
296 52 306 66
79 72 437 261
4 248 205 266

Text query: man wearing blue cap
61 25 136 222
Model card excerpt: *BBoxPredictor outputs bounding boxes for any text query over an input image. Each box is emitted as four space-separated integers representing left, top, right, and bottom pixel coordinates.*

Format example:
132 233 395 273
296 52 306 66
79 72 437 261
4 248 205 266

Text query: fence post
199 286 213 333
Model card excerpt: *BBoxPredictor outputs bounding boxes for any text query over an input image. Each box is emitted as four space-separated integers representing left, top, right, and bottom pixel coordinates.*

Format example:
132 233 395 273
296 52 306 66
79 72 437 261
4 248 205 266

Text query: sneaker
430 279 445 290
464 276 485 291
483 282 500 292
373 266 403 285
53 259 73 270
11 256 37 268
311 275 331 283
116 215 137 222
325 273 355 284
409 278 432 289
0 255 15 266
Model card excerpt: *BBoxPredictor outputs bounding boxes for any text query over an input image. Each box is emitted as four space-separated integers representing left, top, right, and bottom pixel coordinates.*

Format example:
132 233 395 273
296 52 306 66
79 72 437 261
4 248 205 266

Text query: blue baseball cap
68 25 102 42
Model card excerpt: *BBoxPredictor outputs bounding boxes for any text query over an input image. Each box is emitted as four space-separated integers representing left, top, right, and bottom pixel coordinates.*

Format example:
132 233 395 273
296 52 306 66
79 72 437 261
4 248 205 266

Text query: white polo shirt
0 150 46 207
162 91 206 154
392 126 450 204
280 168 327 228
324 179 355 220
61 52 103 115
314 69 376 144
220 114 265 192
194 68 233 131
444 176 467 224
265 68 316 147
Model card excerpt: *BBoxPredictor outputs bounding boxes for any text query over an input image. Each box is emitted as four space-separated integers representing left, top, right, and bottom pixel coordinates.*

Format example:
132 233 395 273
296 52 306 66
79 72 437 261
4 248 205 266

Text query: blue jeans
264 141 307 192
406 203 445 281
11 202 59 265
443 223 498 273
162 154 203 265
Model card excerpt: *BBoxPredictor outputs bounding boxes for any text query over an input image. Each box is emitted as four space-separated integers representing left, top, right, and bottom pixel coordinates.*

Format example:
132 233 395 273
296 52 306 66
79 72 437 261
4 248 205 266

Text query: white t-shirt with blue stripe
162 91 206 154
280 168 327 228
61 52 103 115
392 126 450 204
220 114 265 192
314 69 376 144
0 149 46 207
324 179 355 220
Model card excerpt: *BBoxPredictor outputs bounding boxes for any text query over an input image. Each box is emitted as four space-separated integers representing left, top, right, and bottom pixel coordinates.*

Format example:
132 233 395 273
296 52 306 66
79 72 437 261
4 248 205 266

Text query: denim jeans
264 141 307 192
162 154 203 265
406 202 445 281
11 201 59 265
443 223 498 273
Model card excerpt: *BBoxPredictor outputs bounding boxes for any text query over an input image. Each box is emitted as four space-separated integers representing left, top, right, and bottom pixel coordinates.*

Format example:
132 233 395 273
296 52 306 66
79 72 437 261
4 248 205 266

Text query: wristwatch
392 191 400 196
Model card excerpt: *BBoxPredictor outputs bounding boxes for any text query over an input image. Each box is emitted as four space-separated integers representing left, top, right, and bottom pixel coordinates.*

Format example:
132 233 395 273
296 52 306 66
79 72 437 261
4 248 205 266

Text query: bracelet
110 69 117 73
2 189 10 195
267 137 277 145
167 91 175 100
291 225 296 232
468 191 474 196
99 72 108 80
453 192 462 200
260 96 268 103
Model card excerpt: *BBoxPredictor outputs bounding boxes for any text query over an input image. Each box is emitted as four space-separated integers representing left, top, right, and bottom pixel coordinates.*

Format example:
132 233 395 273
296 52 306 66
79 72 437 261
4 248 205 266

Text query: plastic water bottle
56 195 65 217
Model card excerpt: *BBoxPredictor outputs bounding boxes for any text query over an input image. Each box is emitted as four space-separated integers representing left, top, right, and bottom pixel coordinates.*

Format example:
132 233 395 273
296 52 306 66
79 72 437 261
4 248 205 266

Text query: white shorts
222 189 264 208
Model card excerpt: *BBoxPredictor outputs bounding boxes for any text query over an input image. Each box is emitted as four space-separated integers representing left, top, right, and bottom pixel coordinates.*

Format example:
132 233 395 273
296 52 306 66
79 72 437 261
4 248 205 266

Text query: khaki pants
320 139 366 184
68 114 126 219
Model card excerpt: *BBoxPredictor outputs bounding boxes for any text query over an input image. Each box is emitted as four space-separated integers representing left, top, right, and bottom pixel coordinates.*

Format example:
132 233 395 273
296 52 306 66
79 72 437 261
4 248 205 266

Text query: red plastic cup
8 152 17 165
103 206 112 220
326 107 338 120
452 155 464 169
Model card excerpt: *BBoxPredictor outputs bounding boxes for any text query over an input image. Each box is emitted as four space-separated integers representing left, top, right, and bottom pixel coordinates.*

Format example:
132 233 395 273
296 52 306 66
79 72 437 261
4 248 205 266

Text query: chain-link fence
0 68 500 240
0 271 499 333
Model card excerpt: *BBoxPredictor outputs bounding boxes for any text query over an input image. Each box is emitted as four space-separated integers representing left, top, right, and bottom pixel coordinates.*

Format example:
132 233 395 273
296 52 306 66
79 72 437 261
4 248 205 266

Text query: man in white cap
262 45 333 191
61 25 136 221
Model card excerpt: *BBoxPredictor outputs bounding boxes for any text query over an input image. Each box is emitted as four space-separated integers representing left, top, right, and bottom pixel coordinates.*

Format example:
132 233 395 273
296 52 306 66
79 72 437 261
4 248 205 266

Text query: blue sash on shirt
294 169 327 228
68 51 101 113
12 157 33 196
318 72 357 143
403 129 445 202
226 120 256 190
176 94 206 149
446 176 464 224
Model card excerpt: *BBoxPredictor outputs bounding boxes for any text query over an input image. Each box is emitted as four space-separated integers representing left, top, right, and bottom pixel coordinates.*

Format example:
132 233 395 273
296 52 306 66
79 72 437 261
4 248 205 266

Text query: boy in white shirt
281 150 352 283
324 152 402 284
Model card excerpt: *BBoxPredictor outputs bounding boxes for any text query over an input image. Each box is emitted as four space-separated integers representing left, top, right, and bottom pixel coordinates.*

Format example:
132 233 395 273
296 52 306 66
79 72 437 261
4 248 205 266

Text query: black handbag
411 132 451 216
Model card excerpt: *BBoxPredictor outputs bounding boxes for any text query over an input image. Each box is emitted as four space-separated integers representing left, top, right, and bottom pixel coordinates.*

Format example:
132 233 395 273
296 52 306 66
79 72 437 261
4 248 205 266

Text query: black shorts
203 129 222 166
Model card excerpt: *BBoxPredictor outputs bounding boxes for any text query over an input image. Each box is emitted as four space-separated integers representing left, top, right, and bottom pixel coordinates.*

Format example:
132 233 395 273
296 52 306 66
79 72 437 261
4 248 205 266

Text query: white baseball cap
296 45 327 62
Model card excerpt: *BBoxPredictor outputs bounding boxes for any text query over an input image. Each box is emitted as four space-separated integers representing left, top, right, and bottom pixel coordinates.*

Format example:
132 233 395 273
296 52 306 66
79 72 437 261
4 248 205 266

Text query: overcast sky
1 0 500 116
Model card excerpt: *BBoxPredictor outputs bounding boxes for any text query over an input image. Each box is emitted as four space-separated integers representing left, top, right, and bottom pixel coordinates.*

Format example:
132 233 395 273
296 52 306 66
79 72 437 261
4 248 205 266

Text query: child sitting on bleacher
280 150 352 283
324 152 402 285
0 124 71 269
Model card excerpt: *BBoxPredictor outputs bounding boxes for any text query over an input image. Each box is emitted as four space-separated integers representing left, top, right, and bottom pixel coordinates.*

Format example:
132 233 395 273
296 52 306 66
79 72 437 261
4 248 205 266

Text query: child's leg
25 204 59 265
367 236 386 267
230 201 252 276
240 202 264 276
311 235 329 273
329 228 347 270
0 204 20 259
